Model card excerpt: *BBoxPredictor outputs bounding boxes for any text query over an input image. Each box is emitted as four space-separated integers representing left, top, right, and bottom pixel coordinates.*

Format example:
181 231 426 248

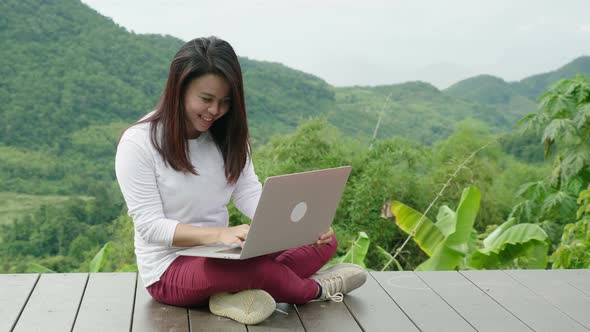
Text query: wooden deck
1 269 589 331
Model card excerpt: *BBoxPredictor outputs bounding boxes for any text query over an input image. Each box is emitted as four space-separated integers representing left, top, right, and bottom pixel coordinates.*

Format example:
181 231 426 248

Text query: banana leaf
469 224 549 269
385 201 444 256
338 232 370 268
29 263 55 273
417 186 481 271
89 241 112 273
435 205 457 237
483 217 516 248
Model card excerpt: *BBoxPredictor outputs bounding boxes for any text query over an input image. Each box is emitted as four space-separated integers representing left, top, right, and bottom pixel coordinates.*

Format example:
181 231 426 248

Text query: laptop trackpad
217 247 243 255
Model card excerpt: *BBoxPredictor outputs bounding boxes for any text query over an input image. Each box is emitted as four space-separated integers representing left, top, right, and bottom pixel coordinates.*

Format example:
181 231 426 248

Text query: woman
115 36 367 325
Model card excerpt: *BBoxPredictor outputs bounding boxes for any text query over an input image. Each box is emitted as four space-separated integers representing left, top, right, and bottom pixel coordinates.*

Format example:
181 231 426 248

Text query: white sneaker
310 263 368 302
209 289 276 325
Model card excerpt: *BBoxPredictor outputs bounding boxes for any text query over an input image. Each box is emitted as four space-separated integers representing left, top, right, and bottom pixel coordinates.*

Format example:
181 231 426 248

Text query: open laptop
175 165 352 260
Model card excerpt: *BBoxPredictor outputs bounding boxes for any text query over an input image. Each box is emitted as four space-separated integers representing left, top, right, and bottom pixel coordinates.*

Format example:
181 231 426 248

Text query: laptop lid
239 166 352 259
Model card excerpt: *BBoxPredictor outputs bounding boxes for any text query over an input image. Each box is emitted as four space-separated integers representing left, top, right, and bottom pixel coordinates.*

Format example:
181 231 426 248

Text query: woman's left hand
313 227 334 247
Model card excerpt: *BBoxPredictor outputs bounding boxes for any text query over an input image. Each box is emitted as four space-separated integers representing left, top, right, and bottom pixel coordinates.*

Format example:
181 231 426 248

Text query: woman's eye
200 97 212 103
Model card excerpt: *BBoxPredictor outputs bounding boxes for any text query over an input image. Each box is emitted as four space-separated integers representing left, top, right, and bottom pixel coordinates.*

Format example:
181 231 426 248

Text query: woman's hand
313 227 334 247
217 224 250 247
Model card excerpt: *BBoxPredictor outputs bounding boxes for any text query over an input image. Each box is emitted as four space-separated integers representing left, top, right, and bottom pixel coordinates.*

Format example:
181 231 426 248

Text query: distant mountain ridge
445 56 590 105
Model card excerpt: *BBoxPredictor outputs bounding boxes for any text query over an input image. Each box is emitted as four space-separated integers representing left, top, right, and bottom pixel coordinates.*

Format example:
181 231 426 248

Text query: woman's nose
208 102 220 115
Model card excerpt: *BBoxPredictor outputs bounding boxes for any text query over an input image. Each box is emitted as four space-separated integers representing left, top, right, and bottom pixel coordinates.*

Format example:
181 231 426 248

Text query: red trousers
147 236 338 306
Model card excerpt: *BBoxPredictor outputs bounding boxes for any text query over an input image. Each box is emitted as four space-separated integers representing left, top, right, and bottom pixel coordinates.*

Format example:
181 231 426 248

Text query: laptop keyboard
217 247 243 255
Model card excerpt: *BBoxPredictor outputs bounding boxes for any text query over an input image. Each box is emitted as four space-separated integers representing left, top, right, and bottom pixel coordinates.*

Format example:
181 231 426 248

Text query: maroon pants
147 236 338 306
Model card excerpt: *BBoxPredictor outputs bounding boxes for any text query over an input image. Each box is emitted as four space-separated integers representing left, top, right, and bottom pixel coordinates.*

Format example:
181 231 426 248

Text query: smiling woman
114 36 367 325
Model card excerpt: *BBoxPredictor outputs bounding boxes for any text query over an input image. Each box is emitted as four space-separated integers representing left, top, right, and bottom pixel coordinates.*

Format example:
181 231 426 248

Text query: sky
81 0 590 89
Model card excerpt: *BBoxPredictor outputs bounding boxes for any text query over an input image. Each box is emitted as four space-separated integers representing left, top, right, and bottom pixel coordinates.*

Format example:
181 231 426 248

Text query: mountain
445 56 590 105
0 0 588 196
517 56 590 100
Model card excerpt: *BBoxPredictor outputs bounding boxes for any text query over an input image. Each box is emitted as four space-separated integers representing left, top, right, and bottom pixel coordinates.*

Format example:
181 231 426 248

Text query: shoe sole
209 289 276 325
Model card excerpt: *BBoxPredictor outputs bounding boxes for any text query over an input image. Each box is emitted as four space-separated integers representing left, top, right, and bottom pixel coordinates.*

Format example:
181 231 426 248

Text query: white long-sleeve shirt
115 121 262 287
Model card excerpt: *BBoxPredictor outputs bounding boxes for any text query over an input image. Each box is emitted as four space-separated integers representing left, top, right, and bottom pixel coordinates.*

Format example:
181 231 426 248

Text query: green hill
518 56 590 100
330 81 511 144
0 0 335 194
0 0 588 197
445 75 520 104
445 57 590 105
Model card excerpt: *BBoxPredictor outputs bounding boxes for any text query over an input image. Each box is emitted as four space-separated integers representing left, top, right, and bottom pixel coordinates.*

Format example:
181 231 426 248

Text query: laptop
175 165 352 260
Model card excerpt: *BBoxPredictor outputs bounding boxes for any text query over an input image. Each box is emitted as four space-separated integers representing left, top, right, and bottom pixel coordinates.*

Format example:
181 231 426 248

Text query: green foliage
519 75 590 185
328 232 370 269
28 263 56 273
415 187 480 271
89 242 111 273
550 189 590 269
385 201 443 257
2 0 588 274
385 186 549 270
470 221 549 269
512 75 590 245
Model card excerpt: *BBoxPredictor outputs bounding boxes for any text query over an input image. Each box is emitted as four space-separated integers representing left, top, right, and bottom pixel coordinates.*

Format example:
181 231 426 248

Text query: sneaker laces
318 274 345 302
326 291 344 302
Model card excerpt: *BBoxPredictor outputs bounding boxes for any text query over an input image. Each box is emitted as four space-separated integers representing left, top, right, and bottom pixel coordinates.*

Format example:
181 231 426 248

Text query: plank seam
10 274 41 332
566 281 590 298
70 273 90 332
293 304 308 332
341 299 365 332
369 272 423 332
413 272 479 332
129 272 138 332
503 270 590 331
187 306 192 332
457 271 535 332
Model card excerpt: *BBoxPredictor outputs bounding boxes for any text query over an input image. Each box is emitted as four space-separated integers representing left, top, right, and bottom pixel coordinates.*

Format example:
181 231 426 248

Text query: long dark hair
125 36 250 184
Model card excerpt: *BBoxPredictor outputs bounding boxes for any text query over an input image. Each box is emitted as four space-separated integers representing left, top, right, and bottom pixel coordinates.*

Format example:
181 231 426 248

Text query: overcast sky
81 0 590 88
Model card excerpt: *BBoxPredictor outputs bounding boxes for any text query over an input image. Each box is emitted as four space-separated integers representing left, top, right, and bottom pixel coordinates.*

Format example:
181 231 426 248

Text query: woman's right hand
217 224 250 247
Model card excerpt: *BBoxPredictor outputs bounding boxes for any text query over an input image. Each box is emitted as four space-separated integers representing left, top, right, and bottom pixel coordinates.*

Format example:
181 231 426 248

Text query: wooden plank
0 274 39 332
73 273 137 331
417 271 533 332
506 269 590 329
248 303 305 332
373 271 475 332
343 273 419 332
132 280 189 332
548 269 590 296
296 300 361 332
461 270 587 332
189 306 246 332
13 273 88 332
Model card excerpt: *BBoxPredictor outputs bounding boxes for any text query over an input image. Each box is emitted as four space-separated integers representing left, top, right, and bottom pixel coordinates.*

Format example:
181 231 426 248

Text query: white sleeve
232 156 262 220
115 139 179 247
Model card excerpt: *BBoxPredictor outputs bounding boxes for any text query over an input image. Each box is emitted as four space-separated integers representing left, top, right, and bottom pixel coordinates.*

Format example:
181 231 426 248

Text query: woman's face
183 73 231 138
